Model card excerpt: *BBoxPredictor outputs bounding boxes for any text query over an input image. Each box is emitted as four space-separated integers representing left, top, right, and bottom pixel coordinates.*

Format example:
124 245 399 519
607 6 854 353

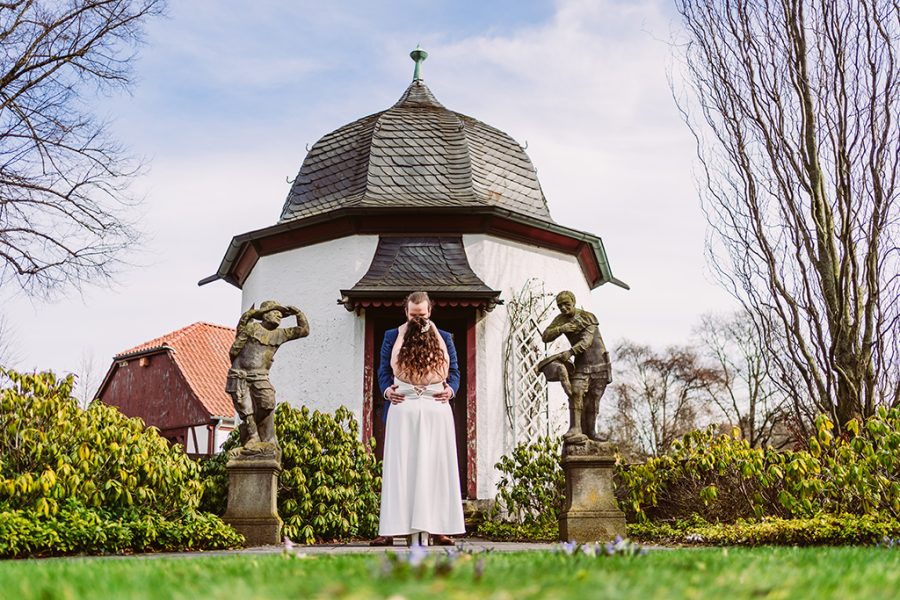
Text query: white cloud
2 0 736 390
420 0 734 344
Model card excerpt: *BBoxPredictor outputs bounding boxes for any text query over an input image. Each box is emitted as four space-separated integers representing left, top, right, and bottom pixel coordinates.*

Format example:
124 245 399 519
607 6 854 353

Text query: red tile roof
115 322 236 418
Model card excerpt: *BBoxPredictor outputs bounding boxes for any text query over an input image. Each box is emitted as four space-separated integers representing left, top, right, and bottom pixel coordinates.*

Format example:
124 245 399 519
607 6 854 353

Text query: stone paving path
268 538 558 555
30 538 673 562
36 537 558 560
74 538 560 561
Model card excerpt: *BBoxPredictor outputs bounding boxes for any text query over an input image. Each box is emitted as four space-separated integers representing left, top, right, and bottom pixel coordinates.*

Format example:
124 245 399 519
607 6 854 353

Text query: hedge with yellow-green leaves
0 368 242 557
618 408 900 524
200 403 381 544
474 409 900 544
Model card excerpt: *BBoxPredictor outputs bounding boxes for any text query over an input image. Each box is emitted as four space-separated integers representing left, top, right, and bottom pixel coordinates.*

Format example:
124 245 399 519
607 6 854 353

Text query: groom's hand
433 382 453 403
386 385 405 404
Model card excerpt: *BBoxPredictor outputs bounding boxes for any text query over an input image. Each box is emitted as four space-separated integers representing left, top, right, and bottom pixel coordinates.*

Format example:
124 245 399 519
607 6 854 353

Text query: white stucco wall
186 425 207 455
463 234 602 499
239 232 606 501
240 235 380 422
186 423 234 455
214 425 234 453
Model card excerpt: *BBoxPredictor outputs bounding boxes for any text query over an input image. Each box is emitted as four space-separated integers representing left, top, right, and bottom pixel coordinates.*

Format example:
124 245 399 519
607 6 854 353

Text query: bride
377 314 465 546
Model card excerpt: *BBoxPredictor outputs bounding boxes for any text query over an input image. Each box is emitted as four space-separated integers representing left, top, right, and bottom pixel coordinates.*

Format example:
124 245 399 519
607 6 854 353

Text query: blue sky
3 0 733 396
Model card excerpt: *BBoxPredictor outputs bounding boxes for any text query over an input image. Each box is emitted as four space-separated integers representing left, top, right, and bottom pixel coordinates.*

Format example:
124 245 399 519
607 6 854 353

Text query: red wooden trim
466 314 477 499
356 213 487 234
349 298 492 309
259 218 358 255
487 217 581 252
362 312 375 446
576 243 602 287
226 212 603 289
233 243 260 287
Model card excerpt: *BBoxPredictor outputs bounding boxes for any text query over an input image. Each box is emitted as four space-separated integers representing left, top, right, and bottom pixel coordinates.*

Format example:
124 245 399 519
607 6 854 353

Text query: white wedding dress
378 378 465 537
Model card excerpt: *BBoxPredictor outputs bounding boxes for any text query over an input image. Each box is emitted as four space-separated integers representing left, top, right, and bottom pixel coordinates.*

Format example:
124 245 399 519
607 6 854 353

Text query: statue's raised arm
225 300 310 454
281 305 310 340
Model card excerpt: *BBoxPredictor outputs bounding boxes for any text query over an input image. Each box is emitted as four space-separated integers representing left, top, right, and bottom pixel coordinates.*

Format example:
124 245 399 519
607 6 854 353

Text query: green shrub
0 368 242 557
477 436 563 540
616 427 784 523
628 513 900 546
477 520 559 542
201 403 381 544
0 503 242 556
617 408 900 524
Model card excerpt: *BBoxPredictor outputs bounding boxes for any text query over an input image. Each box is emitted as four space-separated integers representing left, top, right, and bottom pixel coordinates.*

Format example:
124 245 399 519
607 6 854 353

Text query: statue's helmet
259 300 282 312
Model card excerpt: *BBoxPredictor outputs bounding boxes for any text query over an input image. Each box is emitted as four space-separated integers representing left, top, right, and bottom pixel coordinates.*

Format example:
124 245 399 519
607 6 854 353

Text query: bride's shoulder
392 324 407 350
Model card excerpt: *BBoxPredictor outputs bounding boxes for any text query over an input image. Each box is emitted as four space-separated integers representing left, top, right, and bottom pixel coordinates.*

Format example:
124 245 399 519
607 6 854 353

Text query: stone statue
537 291 611 444
226 300 309 451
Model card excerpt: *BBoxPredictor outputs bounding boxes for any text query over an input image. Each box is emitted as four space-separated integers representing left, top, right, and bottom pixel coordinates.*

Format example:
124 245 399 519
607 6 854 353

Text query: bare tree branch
0 0 164 297
601 341 717 459
675 0 900 432
693 311 792 448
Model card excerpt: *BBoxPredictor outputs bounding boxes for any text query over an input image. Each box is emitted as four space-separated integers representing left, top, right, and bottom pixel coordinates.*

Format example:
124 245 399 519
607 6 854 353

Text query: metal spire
410 45 428 81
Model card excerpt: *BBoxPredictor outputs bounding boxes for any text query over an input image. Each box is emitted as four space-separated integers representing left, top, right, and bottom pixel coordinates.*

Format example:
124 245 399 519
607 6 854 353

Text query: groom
370 290 461 547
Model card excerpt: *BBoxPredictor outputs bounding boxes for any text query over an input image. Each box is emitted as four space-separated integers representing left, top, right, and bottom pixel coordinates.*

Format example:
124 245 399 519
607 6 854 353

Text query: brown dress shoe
369 536 393 547
433 534 455 546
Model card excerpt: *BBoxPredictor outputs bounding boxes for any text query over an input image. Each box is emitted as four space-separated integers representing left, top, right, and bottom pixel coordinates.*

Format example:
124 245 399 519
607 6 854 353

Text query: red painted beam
233 244 260 287
225 212 605 289
576 243 602 287
362 314 375 447
466 314 477 499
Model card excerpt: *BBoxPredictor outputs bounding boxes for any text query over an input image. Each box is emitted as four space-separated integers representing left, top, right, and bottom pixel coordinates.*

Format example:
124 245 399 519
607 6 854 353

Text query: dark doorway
368 307 471 498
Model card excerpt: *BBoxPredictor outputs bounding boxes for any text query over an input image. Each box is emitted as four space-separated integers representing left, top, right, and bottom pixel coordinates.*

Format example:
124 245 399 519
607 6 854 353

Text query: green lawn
1 546 899 599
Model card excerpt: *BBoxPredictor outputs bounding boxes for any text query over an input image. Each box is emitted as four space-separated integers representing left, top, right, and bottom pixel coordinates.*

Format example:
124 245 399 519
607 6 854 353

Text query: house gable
99 351 210 433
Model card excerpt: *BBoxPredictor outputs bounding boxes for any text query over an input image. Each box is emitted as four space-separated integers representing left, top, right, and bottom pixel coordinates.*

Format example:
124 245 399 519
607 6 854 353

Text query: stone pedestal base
559 440 626 543
223 446 282 547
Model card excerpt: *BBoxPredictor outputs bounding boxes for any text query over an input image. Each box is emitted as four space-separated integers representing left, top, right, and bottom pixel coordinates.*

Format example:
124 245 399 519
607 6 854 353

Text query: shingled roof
279 79 552 223
203 52 628 292
340 236 501 311
112 322 235 419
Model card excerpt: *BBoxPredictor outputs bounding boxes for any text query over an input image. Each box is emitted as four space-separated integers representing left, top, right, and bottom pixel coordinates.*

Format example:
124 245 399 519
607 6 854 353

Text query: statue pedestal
223 446 282 547
559 440 626 543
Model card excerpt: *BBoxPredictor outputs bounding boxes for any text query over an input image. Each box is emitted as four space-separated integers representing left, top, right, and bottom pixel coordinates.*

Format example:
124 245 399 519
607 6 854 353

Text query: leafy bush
201 403 381 544
617 408 900 524
0 368 242 557
0 502 242 557
477 436 563 541
627 513 900 546
477 519 559 542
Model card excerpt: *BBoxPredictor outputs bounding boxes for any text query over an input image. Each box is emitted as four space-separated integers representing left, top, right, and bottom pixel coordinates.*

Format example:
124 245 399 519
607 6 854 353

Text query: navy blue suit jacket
378 327 460 421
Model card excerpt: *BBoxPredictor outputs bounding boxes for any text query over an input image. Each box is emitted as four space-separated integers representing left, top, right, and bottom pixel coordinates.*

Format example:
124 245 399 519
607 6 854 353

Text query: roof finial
410 45 428 81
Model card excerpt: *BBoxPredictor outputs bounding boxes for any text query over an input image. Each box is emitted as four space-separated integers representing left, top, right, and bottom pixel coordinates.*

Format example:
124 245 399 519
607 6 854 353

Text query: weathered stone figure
539 290 611 444
227 301 309 448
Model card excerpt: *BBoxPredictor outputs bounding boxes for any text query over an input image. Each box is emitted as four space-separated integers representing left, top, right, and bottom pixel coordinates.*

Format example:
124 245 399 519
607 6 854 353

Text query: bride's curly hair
397 316 447 381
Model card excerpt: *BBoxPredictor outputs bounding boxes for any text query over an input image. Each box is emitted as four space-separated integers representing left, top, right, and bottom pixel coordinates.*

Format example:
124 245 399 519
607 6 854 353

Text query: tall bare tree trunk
675 0 900 432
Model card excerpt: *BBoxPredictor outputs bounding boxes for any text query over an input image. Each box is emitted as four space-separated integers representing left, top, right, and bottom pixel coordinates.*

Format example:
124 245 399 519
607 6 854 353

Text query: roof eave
586 237 630 291
201 205 627 291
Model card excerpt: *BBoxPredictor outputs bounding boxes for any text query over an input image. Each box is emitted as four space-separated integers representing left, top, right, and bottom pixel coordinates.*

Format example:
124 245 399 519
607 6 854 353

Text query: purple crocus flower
560 540 578 555
408 542 427 568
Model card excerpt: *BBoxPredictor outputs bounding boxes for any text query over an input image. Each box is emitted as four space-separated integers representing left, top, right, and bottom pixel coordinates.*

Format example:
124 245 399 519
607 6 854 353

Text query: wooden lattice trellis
503 279 555 445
